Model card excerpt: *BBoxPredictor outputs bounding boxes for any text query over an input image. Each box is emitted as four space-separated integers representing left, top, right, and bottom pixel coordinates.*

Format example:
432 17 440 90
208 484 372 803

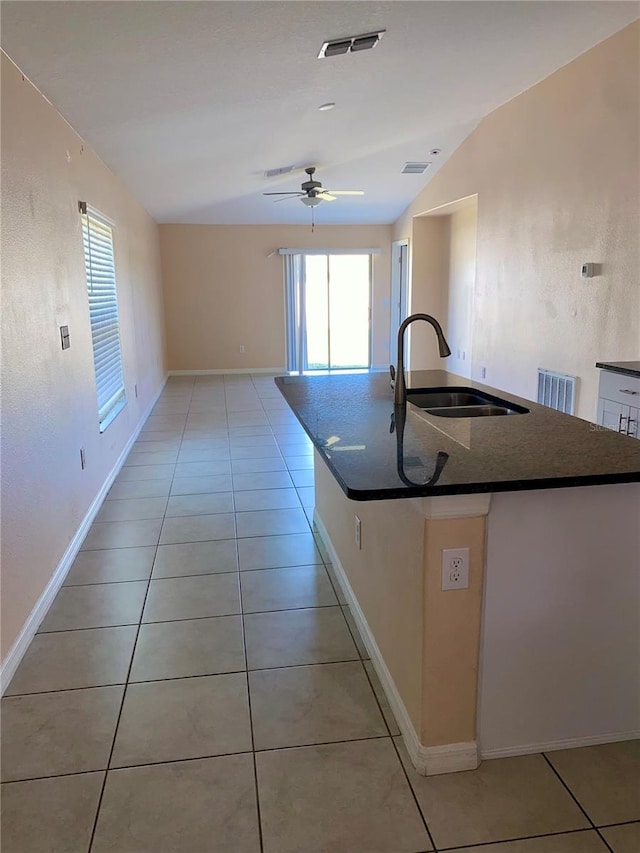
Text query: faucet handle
389 364 396 389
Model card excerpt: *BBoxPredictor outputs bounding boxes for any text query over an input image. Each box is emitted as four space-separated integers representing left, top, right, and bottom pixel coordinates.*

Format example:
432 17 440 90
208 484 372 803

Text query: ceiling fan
263 166 364 207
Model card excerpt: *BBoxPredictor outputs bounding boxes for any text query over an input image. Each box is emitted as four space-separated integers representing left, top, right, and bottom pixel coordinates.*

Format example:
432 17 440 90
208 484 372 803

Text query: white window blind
80 203 126 431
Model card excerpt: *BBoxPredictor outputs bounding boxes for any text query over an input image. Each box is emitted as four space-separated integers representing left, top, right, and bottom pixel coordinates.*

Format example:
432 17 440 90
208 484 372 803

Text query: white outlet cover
442 547 470 590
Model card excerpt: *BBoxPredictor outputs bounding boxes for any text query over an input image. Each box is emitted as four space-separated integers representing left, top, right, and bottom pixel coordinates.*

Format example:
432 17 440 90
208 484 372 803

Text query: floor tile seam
122 459 180 468
86 540 157 853
87 395 189 853
541 753 614 852
245 657 362 673
388 731 438 850
245 382 300 853
1 768 108 786
240 599 340 616
102 490 174 502
66 568 241 586
3 658 374 695
239 563 324 574
238 568 266 852
596 819 640 829
359 659 398 738
159 527 319 544
4 681 130 698
436 825 616 851
28 611 249 645
37 620 143 635
80 543 163 553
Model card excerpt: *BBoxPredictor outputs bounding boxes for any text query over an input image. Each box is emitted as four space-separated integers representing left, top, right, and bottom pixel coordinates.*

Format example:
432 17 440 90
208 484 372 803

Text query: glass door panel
304 255 329 370
297 253 371 372
328 255 370 369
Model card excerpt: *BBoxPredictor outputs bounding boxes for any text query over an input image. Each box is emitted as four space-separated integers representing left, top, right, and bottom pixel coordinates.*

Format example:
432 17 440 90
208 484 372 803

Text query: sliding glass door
288 253 371 372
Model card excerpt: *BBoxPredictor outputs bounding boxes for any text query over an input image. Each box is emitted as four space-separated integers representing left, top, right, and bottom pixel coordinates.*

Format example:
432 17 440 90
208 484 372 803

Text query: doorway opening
285 253 372 373
389 240 409 366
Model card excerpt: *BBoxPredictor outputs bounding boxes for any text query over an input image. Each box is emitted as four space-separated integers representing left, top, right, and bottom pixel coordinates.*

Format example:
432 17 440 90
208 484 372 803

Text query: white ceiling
2 1 637 225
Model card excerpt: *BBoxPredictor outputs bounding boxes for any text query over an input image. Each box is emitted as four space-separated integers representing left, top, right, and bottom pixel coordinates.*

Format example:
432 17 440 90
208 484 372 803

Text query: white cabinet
597 370 640 438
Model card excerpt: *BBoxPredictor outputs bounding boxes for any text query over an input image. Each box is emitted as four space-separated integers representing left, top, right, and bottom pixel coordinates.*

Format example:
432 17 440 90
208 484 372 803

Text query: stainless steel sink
406 387 529 418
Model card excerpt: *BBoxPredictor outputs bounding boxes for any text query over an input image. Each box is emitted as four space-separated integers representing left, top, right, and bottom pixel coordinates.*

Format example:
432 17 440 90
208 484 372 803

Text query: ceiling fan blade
317 193 336 201
273 196 298 203
263 191 305 196
324 190 365 196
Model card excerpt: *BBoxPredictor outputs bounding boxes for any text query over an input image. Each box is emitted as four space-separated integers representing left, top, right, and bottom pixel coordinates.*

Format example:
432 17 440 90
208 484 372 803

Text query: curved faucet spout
393 313 451 406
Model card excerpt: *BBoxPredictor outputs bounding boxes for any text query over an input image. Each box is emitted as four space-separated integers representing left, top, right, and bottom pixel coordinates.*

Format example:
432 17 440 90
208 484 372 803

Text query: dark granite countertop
595 361 640 378
275 370 640 500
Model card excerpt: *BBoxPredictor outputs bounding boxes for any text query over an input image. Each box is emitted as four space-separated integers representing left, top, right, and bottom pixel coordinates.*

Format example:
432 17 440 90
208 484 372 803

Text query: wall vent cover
537 368 576 414
401 162 431 175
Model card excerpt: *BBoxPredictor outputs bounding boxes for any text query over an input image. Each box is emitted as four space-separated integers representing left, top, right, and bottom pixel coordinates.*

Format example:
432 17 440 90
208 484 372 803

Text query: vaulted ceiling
2 1 637 224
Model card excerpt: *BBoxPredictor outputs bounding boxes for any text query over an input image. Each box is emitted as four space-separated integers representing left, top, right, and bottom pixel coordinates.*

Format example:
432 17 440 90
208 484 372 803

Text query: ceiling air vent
318 30 385 59
401 162 431 175
264 165 295 178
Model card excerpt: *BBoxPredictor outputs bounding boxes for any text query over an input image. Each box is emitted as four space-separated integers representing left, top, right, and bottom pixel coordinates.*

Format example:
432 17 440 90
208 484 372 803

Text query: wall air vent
264 165 295 178
401 162 431 175
537 368 576 415
318 30 385 59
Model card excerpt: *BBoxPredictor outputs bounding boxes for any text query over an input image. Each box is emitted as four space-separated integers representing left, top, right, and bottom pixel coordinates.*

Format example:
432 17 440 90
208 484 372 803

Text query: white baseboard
0 376 168 694
481 729 640 760
313 509 479 777
168 368 285 376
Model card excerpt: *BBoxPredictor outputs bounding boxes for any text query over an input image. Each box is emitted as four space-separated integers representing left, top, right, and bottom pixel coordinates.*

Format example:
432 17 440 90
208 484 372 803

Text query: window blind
80 205 126 431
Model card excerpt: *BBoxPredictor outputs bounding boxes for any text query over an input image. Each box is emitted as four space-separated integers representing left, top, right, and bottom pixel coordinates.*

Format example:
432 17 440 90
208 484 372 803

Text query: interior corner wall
159 224 392 372
1 53 167 664
394 22 640 420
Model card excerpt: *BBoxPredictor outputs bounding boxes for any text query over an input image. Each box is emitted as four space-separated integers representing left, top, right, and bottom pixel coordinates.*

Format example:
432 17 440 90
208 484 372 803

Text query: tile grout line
308 500 440 850
86 376 196 853
541 752 615 853
357 658 439 851
4 654 369 699
234 373 266 853
437 826 614 851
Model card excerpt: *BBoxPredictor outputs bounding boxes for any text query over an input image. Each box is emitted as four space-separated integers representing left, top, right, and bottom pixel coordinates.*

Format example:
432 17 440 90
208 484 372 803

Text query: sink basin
407 390 493 408
406 386 529 418
427 405 515 418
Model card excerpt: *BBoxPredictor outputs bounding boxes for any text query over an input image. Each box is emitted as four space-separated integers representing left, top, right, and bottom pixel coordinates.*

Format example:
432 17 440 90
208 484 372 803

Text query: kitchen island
276 371 640 775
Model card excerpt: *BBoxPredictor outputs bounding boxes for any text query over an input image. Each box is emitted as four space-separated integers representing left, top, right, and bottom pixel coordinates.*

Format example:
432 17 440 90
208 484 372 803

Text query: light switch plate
60 325 70 350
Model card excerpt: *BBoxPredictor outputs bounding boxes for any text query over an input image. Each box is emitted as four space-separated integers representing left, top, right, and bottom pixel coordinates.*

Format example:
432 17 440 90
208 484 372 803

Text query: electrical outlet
441 547 469 590
239 344 245 353
354 516 362 550
80 447 86 470
481 367 487 379
134 383 138 398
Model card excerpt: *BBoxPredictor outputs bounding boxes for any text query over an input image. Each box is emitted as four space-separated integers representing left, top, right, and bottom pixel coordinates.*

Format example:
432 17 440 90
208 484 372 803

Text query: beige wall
314 455 426 731
160 224 392 371
1 54 167 662
407 217 450 371
395 23 640 420
315 453 488 760
442 200 478 379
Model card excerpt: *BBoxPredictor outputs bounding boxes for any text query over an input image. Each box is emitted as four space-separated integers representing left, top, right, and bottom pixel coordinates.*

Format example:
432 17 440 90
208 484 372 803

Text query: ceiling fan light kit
263 166 364 212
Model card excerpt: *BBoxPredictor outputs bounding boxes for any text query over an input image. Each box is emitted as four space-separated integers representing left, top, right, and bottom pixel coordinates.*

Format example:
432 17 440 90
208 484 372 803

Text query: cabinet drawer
598 370 640 405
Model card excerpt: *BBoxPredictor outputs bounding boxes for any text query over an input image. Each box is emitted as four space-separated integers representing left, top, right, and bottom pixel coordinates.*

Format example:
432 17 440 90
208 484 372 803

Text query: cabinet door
625 405 639 438
600 398 623 432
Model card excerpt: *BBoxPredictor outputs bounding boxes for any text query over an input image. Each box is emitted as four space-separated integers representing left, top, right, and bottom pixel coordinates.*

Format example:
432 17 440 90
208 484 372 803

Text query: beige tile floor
2 374 639 852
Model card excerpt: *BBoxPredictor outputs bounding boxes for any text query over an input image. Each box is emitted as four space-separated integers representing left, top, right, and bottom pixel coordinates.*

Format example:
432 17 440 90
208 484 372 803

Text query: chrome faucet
391 313 451 406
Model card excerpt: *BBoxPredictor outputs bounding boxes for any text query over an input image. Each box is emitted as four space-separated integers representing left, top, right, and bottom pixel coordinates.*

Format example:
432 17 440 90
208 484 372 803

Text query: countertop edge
596 362 640 379
276 372 640 500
